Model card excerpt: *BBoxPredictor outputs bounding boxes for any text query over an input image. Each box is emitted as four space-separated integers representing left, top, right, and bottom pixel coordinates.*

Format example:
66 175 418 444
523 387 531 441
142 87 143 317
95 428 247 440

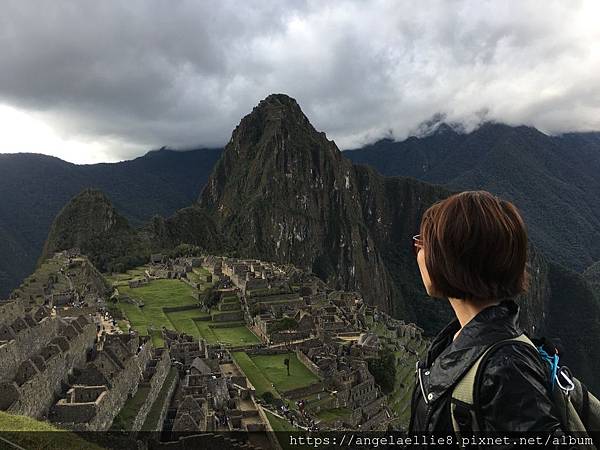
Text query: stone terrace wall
85 341 154 431
295 350 322 378
4 320 96 418
130 348 171 432
0 314 60 384
148 368 178 432
282 382 324 400
244 347 287 356
51 339 154 431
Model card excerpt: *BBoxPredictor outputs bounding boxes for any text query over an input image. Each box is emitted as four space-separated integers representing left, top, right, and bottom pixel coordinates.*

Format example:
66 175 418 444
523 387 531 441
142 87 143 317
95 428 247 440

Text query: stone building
0 314 97 418
49 332 155 430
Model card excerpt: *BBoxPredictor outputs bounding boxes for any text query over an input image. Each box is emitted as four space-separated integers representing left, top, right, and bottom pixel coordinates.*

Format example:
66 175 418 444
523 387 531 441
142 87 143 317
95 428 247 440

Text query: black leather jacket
408 299 569 447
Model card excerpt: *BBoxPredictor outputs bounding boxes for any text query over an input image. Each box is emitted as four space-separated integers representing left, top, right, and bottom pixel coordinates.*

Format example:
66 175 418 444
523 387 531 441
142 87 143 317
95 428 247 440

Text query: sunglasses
412 234 423 256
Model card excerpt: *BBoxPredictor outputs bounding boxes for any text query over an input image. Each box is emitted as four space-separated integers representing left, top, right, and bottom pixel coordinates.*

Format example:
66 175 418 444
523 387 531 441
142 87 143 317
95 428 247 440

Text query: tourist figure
408 191 571 443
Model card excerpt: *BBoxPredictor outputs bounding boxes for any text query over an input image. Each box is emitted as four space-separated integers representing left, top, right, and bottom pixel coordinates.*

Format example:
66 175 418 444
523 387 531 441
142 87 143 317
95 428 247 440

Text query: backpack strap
451 333 535 435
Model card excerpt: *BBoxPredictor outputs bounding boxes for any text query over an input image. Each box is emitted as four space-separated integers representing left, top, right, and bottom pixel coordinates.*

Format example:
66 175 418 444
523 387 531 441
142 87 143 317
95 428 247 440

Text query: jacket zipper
417 359 435 430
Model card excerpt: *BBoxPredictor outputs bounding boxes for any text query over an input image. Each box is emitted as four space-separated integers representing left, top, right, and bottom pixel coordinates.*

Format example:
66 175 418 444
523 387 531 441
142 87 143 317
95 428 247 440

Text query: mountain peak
238 93 312 138
260 93 301 109
40 189 143 271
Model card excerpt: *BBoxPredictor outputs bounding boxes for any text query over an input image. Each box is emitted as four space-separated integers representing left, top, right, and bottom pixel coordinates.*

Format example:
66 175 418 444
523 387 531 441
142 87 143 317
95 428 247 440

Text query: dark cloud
1 0 599 162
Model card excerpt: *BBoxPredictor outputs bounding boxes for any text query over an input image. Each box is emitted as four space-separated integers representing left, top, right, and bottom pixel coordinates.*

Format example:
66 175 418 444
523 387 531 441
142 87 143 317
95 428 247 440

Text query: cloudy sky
1 0 599 164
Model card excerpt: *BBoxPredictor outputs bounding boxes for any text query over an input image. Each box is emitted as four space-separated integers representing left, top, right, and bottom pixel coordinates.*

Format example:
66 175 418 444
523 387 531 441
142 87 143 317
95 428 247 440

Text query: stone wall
130 348 171 432
0 314 60 383
269 330 310 344
282 382 324 400
147 369 178 432
3 320 96 418
211 310 243 322
244 347 287 356
86 341 154 431
51 339 154 431
295 350 322 378
360 406 388 431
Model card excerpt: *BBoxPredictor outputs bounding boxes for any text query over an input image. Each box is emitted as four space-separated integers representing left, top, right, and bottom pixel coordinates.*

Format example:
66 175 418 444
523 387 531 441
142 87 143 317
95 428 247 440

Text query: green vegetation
386 339 428 428
167 243 202 258
42 189 149 274
165 309 209 336
233 352 319 396
186 266 215 288
0 411 104 449
265 410 299 450
194 319 260 346
265 410 297 433
115 279 197 346
211 324 260 346
251 353 319 393
232 352 279 397
114 274 259 347
315 407 352 423
0 148 221 299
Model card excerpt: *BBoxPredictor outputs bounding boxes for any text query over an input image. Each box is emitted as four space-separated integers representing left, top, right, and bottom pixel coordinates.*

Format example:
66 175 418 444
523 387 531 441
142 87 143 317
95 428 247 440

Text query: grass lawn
264 410 299 450
115 275 258 348
195 320 260 346
166 309 209 336
235 352 320 394
251 352 319 393
0 412 104 449
212 325 260 346
315 407 352 423
232 352 280 397
116 279 197 346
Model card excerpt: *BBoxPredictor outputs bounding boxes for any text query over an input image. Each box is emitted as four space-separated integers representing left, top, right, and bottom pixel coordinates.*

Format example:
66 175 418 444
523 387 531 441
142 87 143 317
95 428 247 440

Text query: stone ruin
158 332 267 444
0 301 97 418
49 332 166 431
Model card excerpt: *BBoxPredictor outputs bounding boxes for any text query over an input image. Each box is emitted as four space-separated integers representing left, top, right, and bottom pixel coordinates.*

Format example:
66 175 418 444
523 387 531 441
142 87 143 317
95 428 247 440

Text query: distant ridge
0 147 222 298
345 123 600 273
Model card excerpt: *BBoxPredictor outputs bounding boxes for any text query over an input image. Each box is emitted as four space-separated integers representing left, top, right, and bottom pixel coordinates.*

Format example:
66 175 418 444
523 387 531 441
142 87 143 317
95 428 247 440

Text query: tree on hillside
169 243 202 258
203 285 221 309
271 317 298 334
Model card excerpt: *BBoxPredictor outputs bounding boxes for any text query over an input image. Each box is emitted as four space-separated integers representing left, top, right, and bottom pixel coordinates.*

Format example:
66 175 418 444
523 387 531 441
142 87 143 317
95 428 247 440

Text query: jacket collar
423 299 522 403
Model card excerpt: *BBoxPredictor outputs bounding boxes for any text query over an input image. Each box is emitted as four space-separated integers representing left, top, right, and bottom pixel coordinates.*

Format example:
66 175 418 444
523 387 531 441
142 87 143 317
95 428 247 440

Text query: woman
408 191 566 441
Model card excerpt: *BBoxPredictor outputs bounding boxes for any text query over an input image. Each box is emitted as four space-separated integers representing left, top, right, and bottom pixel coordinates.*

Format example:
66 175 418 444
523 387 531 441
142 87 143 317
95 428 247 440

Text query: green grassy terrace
232 352 319 396
0 412 104 450
112 272 259 347
115 279 197 346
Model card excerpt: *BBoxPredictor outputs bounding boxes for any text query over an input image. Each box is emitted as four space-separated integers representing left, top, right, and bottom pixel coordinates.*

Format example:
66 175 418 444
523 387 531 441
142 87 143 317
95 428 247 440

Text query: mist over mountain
345 122 600 275
0 148 221 297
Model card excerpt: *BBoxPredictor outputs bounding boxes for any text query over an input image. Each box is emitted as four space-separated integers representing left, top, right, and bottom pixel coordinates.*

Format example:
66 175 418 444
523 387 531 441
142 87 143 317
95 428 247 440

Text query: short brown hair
419 190 529 301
